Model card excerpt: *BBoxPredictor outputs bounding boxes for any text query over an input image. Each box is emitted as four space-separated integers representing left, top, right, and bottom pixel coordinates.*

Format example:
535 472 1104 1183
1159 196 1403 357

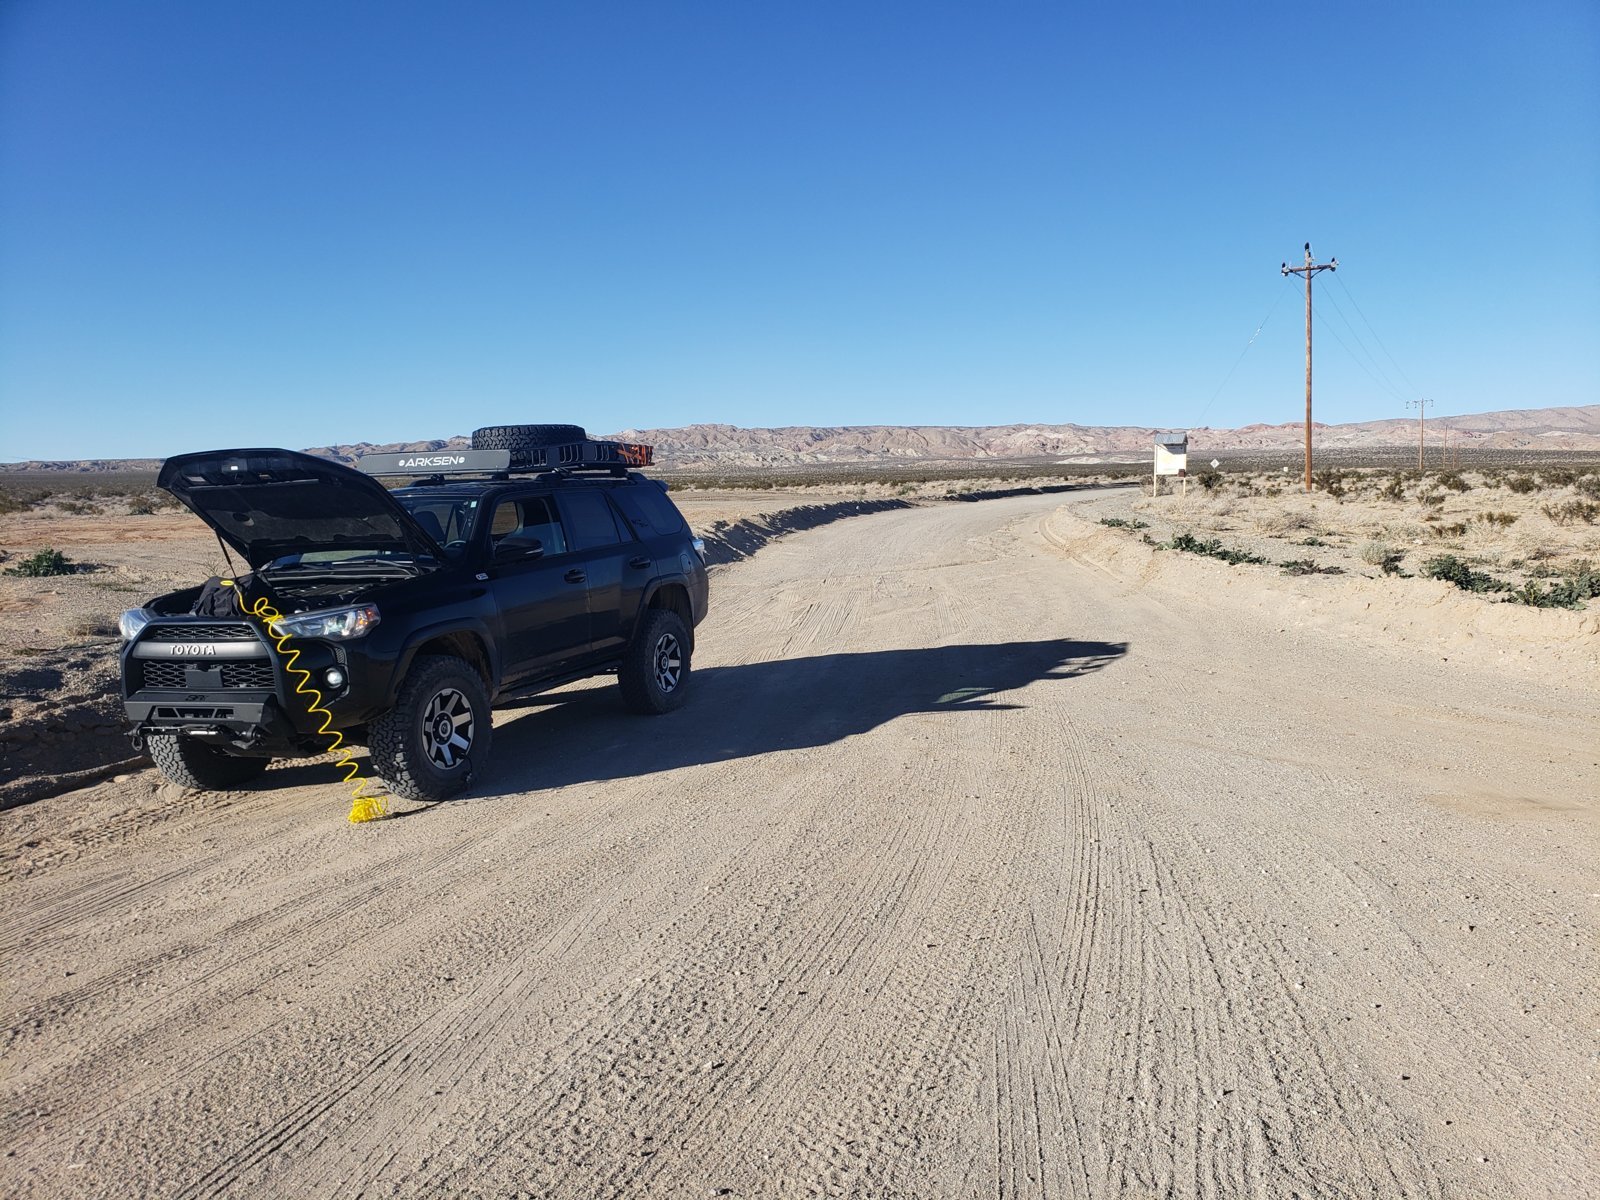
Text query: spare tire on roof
471 424 588 469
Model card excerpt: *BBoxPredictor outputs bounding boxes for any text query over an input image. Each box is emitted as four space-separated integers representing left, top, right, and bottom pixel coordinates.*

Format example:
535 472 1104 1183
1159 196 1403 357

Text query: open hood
158 448 445 568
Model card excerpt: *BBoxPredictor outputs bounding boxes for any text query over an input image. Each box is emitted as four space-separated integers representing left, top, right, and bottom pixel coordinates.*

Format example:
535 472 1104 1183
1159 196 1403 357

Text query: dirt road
3 491 1595 1198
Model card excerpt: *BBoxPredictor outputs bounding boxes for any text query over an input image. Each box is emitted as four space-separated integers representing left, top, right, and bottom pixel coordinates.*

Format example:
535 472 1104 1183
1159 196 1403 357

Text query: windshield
393 493 483 556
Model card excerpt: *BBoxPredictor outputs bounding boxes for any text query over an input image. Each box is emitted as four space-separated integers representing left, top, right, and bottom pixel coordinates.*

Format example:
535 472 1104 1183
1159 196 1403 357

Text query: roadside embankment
695 498 913 566
1042 506 1600 676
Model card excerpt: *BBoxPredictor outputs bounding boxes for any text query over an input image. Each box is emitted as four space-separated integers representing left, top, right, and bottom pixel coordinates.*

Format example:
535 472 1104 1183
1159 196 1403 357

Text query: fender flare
636 574 697 646
388 617 502 704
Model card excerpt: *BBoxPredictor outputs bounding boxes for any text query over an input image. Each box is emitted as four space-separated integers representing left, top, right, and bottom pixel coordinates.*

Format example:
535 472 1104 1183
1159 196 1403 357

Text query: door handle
564 569 587 583
628 556 651 570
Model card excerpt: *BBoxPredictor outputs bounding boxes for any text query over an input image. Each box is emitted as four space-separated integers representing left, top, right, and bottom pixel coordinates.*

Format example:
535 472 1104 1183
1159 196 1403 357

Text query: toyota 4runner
118 425 708 801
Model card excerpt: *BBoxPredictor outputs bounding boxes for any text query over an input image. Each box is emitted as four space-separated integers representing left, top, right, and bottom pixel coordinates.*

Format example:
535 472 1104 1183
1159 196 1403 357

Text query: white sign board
1153 435 1188 478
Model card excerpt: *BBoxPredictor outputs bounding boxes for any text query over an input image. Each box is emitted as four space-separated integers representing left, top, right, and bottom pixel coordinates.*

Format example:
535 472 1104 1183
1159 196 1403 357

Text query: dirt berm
1043 507 1600 676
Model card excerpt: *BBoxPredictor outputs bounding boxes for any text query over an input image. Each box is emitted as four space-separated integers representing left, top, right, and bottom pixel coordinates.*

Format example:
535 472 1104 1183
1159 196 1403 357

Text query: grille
136 660 275 690
146 623 256 641
222 662 275 688
139 661 188 689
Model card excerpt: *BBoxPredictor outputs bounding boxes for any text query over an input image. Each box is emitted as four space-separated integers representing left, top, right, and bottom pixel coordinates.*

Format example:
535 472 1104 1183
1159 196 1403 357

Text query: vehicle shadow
480 638 1128 797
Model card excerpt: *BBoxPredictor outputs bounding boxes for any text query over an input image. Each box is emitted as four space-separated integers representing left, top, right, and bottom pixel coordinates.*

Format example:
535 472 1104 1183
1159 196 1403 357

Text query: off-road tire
618 609 692 715
471 424 588 468
369 655 491 802
147 734 270 790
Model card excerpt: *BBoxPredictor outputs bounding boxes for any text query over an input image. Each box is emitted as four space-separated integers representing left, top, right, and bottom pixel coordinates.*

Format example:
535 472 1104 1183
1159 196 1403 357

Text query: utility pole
1406 397 1434 470
1281 243 1337 491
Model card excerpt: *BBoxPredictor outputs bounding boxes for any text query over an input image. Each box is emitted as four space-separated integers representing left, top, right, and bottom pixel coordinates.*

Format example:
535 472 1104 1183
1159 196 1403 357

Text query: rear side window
490 496 568 556
613 483 687 535
559 491 627 550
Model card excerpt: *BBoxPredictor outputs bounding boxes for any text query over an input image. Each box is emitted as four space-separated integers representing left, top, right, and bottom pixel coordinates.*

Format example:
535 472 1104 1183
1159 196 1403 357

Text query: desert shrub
1574 474 1600 501
1422 554 1507 594
1427 522 1468 538
1312 468 1345 498
1278 558 1344 576
1505 475 1538 494
1503 562 1600 610
69 617 117 638
1435 471 1470 492
55 498 101 515
1541 500 1600 526
1475 511 1518 528
1298 535 1328 546
1358 540 1393 566
1194 468 1223 492
1163 532 1267 565
4 547 75 576
1379 474 1407 501
0 487 50 514
1099 517 1148 530
1417 490 1446 509
1538 468 1578 487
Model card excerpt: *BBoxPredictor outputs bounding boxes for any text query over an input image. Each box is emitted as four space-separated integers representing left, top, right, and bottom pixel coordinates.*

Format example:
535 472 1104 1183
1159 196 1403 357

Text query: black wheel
471 424 588 468
618 609 692 715
147 734 270 790
368 655 491 802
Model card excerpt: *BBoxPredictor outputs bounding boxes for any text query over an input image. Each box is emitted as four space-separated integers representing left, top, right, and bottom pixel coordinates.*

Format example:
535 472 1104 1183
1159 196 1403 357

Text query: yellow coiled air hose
225 581 389 823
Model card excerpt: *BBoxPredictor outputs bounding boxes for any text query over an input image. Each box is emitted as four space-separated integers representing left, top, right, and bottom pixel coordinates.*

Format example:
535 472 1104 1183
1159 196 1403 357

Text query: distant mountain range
7 405 1598 472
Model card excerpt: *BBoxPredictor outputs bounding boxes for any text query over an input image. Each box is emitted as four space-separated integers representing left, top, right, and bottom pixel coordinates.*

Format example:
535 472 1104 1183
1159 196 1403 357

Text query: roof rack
356 439 654 479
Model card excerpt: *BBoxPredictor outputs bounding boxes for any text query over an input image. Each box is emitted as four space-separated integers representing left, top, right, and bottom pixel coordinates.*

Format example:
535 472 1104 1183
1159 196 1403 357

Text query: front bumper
120 617 396 753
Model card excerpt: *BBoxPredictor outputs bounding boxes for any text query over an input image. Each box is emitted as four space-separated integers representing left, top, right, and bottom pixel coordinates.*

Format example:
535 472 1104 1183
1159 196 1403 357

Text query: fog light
324 667 346 688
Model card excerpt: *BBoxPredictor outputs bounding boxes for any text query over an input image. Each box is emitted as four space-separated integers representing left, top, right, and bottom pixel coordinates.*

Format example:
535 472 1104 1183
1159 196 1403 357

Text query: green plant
1194 468 1223 492
1098 517 1149 530
1505 475 1538 494
1435 471 1471 492
1503 562 1600 609
4 547 75 577
1162 532 1267 565
1538 468 1578 487
1422 554 1508 594
1379 474 1407 501
1278 558 1345 576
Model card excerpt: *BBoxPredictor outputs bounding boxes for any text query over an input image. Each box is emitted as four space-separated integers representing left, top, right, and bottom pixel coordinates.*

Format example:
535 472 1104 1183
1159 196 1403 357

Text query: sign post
1153 432 1189 496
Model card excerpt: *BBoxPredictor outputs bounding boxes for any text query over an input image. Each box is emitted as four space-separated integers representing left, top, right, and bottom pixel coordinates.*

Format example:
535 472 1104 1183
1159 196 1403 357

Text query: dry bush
1543 500 1600 526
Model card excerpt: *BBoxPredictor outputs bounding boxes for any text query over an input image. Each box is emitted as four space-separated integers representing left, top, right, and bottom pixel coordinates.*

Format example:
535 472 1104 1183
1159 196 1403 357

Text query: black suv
118 427 708 801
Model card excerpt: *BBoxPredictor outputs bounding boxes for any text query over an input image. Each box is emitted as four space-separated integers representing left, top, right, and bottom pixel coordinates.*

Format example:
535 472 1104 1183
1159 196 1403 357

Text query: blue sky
1 1 1596 459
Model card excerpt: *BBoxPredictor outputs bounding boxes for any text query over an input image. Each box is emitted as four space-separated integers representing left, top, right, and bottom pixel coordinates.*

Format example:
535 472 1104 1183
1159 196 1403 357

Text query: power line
1192 285 1291 428
1329 271 1423 398
1285 274 1411 405
1316 279 1412 401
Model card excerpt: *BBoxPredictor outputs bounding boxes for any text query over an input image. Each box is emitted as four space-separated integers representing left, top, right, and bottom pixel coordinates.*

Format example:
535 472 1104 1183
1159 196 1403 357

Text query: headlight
272 604 381 641
118 609 153 642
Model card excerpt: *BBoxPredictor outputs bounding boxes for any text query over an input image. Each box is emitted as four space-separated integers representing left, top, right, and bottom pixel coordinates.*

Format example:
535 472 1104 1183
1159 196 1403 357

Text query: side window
560 491 627 550
490 496 568 556
613 483 686 535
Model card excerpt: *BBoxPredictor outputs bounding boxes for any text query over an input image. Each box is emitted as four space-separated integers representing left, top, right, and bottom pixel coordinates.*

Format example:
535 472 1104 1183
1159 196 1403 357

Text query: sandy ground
2 490 1596 1197
0 492 900 808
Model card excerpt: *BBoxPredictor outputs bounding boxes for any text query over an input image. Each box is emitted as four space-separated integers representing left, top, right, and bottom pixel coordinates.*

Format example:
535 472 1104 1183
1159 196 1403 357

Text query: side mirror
494 536 544 563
